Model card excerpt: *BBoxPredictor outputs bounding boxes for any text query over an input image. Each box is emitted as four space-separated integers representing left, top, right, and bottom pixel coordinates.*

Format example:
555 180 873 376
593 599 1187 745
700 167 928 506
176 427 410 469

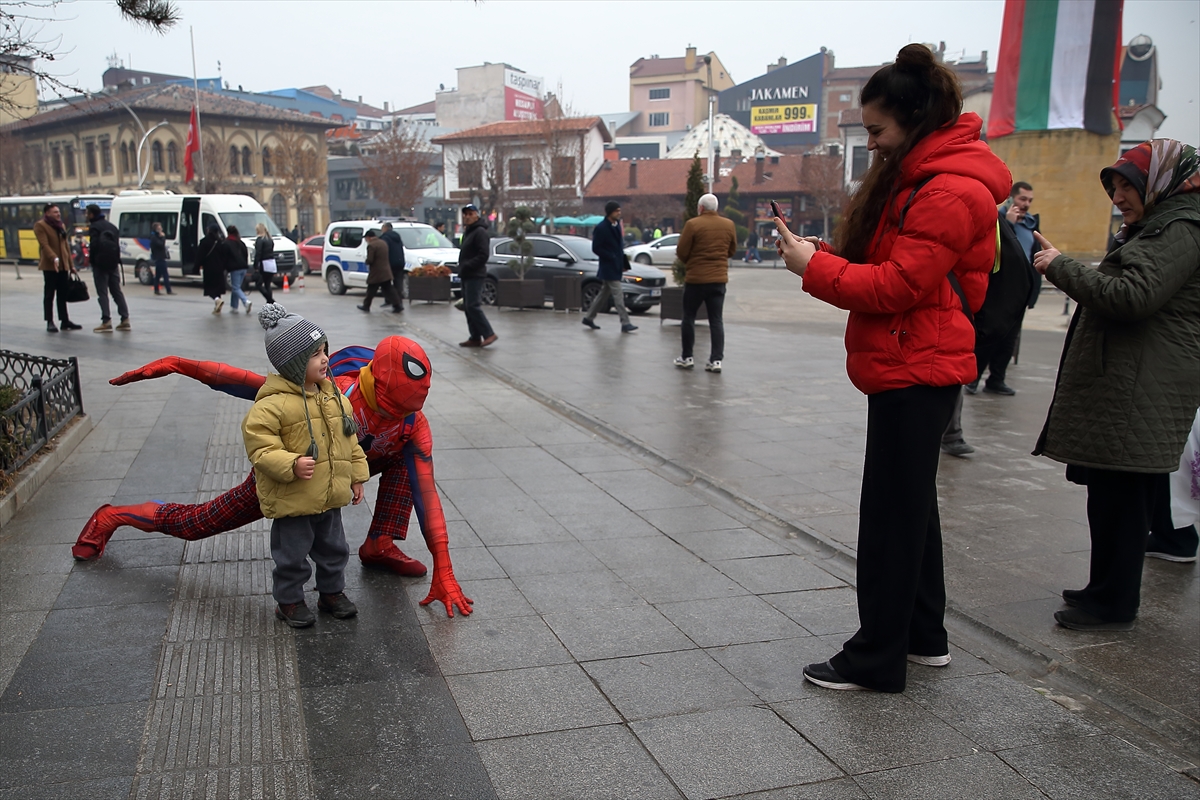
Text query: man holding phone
674 193 737 373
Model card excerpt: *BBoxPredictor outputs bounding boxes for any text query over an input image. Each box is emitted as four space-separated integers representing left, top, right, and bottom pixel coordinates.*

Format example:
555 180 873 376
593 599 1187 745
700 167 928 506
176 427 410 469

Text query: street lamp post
705 55 714 189
137 121 170 189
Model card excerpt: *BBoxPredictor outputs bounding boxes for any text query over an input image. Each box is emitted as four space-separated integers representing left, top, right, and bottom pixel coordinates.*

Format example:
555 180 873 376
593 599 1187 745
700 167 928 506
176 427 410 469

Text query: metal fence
0 350 84 473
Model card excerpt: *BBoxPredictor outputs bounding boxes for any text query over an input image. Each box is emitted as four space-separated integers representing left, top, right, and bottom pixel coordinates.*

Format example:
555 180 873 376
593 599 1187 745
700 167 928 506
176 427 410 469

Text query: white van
321 219 460 295
110 191 301 287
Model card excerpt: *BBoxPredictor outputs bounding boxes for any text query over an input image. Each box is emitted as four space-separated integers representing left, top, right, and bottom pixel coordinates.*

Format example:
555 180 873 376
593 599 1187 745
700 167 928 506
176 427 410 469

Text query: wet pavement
1 264 1196 799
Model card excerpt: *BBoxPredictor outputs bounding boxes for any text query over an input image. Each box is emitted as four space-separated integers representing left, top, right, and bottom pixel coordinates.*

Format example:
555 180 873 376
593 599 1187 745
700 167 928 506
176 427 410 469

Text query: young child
244 303 369 628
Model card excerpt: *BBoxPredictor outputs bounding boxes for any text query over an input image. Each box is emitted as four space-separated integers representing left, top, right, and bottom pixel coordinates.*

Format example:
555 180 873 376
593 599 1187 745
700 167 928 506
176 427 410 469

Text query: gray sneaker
673 356 694 369
941 440 975 457
275 601 315 628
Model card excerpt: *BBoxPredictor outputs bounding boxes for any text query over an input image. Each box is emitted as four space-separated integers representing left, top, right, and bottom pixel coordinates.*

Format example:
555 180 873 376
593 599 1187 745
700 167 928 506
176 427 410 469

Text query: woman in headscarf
1033 139 1200 631
197 224 227 314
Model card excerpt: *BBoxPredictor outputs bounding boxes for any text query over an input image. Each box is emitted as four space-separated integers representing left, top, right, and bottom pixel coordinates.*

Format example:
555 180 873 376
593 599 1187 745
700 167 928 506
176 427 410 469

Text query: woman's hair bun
894 43 936 74
258 303 288 330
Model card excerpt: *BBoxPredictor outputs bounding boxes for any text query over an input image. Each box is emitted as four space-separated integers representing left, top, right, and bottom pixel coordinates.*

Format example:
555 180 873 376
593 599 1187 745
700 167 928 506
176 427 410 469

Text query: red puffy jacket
803 113 1011 395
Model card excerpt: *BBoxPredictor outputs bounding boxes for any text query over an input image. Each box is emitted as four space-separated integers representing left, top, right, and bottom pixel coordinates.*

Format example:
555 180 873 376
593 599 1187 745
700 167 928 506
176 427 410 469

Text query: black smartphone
770 200 783 219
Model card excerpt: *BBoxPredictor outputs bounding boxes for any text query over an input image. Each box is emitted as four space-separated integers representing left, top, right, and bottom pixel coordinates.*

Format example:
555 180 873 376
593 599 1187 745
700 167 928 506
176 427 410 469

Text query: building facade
0 85 332 233
717 53 824 150
628 47 735 135
435 64 545 130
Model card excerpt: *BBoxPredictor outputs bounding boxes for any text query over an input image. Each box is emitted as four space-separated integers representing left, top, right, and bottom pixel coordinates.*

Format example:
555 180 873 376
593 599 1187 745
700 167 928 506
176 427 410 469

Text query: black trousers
832 383 960 692
681 283 726 361
43 270 71 323
362 279 402 311
976 315 1023 384
1077 469 1167 621
252 269 274 303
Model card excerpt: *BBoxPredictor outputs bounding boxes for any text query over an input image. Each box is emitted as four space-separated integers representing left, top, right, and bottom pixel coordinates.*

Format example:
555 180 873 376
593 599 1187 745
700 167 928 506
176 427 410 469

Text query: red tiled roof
2 85 331 134
838 108 863 127
585 156 807 198
395 100 436 115
630 55 706 78
432 117 607 143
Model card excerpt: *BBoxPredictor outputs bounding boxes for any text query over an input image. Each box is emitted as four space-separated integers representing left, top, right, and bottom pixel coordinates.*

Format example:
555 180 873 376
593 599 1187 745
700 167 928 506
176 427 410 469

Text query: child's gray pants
270 509 349 604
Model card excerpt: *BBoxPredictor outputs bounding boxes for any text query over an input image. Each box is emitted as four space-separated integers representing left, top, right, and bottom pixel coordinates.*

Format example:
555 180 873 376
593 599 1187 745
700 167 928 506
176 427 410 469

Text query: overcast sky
34 0 1200 144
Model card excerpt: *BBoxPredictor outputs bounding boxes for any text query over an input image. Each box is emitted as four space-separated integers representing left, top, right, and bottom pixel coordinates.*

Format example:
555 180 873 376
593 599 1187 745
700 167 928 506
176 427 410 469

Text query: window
851 146 869 180
328 227 363 249
152 141 164 172
839 93 852 102
64 145 76 177
508 158 533 186
229 145 240 175
551 156 575 186
334 178 353 201
100 139 113 174
261 147 272 176
167 141 178 173
117 211 179 238
270 193 288 229
241 146 252 176
51 147 62 178
531 239 568 260
202 213 218 235
648 112 670 127
458 159 482 188
297 200 314 237
648 87 670 100
120 142 129 174
736 98 751 112
85 141 97 175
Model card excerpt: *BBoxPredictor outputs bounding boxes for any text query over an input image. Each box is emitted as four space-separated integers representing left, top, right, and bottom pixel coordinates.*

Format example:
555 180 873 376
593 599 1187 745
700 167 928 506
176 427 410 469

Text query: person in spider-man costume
71 336 473 617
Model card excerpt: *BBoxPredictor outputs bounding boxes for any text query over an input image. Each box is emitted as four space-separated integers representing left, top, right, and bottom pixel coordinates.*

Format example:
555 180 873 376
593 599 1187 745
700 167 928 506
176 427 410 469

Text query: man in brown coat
358 229 403 314
674 193 736 372
35 203 82 332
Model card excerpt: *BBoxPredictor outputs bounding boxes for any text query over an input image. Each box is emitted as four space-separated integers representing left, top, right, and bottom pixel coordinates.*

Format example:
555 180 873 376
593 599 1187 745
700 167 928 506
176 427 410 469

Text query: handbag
622 254 632 272
64 272 90 303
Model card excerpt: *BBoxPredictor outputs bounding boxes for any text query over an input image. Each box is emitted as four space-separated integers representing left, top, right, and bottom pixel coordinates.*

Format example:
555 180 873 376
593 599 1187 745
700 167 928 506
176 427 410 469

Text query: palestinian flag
988 0 1124 138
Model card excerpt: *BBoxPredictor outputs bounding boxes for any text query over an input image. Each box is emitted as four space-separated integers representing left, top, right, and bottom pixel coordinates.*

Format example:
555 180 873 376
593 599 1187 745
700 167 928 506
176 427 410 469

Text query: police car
321 219 460 295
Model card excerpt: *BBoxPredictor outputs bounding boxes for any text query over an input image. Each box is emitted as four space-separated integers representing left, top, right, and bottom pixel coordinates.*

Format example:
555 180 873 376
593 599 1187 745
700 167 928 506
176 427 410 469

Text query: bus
0 194 114 262
110 191 301 287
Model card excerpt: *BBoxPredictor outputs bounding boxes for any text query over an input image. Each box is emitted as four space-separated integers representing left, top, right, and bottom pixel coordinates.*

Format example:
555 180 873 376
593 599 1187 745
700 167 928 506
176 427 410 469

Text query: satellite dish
1128 34 1154 61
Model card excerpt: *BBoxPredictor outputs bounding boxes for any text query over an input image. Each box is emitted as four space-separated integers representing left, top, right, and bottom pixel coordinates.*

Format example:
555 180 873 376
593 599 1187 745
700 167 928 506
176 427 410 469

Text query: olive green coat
1034 193 1200 472
243 374 369 518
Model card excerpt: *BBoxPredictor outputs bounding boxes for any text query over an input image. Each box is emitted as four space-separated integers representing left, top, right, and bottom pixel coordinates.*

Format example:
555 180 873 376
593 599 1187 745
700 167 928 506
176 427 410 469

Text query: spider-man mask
371 336 431 418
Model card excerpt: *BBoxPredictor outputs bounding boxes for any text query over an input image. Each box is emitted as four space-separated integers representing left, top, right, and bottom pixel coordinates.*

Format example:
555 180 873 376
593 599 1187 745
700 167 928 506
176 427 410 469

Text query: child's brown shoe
318 592 358 619
275 601 315 628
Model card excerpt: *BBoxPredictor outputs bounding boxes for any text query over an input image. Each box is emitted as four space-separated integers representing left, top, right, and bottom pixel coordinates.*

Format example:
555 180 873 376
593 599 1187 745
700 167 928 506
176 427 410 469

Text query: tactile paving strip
131 396 315 800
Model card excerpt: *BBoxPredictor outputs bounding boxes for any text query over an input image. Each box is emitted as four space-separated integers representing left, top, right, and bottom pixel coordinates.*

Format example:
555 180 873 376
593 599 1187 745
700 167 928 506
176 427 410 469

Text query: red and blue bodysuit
72 336 472 617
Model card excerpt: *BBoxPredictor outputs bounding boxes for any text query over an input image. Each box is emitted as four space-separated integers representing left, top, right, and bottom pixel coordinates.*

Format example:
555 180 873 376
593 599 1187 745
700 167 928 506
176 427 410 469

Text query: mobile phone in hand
770 200 783 219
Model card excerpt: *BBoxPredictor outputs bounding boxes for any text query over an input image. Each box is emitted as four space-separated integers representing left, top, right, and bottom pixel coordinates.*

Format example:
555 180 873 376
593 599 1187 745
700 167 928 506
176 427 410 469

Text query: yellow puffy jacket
242 374 369 519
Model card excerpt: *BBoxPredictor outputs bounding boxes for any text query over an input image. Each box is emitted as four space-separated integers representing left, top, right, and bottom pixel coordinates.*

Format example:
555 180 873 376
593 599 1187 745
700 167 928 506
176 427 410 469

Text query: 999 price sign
750 104 818 135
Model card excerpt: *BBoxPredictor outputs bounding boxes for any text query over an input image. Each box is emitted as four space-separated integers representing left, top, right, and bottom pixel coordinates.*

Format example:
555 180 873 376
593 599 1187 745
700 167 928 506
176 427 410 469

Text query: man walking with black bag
86 204 131 332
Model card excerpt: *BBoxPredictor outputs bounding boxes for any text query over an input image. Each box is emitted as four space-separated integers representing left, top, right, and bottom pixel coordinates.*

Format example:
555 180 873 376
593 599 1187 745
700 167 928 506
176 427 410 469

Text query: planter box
497 279 545 309
552 276 582 311
409 276 452 303
658 286 707 322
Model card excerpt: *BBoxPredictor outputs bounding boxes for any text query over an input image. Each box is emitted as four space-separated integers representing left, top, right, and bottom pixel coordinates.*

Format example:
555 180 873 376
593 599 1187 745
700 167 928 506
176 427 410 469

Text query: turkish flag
184 105 200 183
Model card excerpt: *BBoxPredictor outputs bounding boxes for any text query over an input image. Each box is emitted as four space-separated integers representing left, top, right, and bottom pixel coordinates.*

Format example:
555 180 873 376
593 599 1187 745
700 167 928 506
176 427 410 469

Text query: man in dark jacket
358 229 403 314
379 222 406 310
457 205 496 347
86 204 130 332
581 201 636 333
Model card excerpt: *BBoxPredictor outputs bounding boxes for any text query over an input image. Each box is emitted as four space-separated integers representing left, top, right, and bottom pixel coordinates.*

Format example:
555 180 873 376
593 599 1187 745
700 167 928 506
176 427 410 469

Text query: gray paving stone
586 470 707 511
447 663 621 739
35 601 170 651
632 706 843 800
431 544 507 581
668 527 792 561
999 734 1200 799
622 561 751 604
657 594 809 647
303 675 469 754
0 701 145 787
0 543 77 576
774 693 977 775
52 564 178 609
488 540 606 576
556 508 665 541
406 577 538 626
708 637 840 704
422 615 572 675
907 673 1099 750
0 570 68 613
723 778 869 799
637 504 745 535
512 569 645 614
544 604 695 660
853 752 1046 800
904 643 1001 682
762 587 861 636
476 724 682 800
81 536 186 569
0 775 133 800
583 649 758 721
584 536 700 571
714 554 846 594
312 743 498 800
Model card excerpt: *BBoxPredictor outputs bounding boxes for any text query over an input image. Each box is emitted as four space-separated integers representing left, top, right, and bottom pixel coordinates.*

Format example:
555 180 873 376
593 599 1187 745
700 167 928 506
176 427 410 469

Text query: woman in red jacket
776 44 1011 693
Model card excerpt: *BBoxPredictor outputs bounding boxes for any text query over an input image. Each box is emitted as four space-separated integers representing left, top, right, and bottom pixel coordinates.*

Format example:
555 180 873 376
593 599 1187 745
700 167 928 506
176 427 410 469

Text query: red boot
71 502 162 561
358 535 428 577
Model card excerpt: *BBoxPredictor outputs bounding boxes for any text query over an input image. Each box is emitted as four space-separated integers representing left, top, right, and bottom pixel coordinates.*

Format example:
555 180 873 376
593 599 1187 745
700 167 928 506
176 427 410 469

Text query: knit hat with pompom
258 303 328 387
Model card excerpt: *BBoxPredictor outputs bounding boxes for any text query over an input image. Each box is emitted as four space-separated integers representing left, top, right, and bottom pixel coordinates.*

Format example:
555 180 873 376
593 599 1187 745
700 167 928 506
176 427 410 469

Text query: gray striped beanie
258 303 328 386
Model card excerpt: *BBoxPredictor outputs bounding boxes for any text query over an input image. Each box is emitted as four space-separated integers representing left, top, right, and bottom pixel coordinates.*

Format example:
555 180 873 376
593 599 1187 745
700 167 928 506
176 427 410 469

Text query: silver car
624 234 679 266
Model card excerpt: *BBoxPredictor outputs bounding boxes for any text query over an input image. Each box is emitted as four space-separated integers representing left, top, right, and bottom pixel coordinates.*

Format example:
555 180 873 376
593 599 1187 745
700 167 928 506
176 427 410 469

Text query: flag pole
190 25 205 192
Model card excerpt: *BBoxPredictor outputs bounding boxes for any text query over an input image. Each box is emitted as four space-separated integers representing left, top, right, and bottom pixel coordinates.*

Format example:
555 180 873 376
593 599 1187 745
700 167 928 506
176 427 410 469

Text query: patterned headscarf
1102 139 1200 209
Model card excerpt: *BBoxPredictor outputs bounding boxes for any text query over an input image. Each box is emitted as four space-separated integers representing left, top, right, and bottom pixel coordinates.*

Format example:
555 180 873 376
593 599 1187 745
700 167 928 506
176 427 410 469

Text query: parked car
476 234 665 313
298 235 324 274
624 233 679 266
321 219 459 295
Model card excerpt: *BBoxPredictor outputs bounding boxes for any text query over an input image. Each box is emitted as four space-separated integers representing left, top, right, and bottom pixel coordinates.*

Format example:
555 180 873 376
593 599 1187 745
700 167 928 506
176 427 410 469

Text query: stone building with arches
1 84 331 234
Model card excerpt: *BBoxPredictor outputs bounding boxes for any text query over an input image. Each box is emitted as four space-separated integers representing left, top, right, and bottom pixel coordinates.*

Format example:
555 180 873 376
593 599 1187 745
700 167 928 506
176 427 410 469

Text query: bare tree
453 139 508 221
1 1 179 118
198 138 232 194
273 125 327 223
359 122 436 216
0 130 45 193
530 86 585 223
799 153 847 238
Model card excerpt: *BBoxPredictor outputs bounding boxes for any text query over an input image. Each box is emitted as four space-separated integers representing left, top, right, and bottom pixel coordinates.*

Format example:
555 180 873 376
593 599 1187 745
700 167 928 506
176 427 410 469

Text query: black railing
0 350 84 473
